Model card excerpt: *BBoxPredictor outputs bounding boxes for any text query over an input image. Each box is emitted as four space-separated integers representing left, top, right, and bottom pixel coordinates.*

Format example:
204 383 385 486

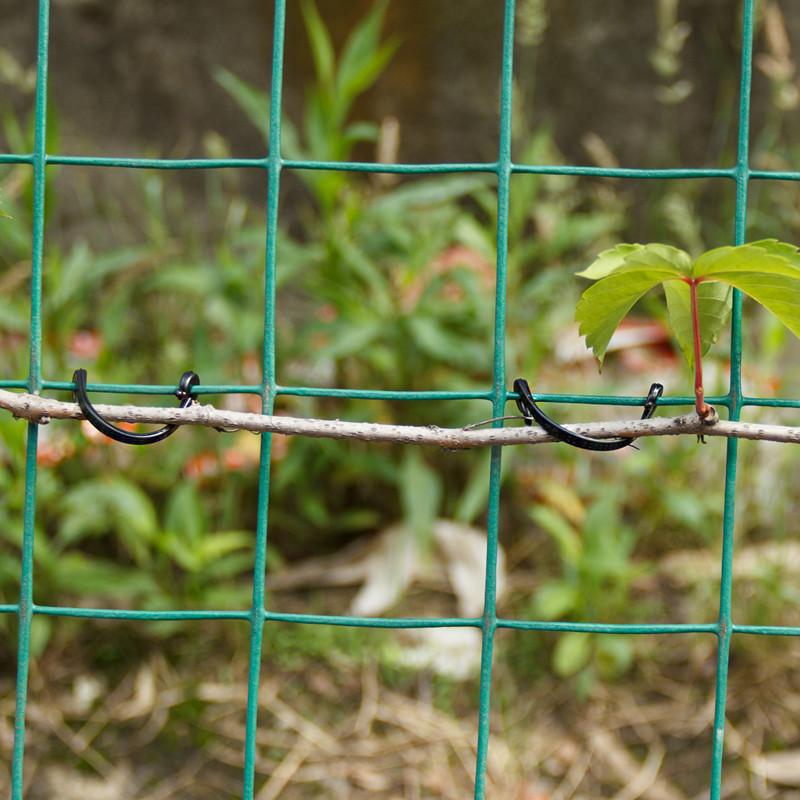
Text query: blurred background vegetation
3 0 800 797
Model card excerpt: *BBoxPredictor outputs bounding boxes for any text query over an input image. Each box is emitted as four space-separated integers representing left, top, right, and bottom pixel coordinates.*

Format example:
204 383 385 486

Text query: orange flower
36 434 76 466
68 330 103 360
80 419 138 444
183 452 219 481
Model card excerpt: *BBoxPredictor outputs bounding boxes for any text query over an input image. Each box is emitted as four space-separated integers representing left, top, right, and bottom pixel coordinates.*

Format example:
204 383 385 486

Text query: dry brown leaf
749 750 800 787
660 541 800 585
350 523 419 616
268 519 506 620
589 729 685 800
434 520 506 618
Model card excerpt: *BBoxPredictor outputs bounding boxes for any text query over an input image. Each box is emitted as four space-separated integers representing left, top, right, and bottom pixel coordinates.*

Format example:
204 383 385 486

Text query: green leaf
159 532 200 572
29 617 52 660
595 636 634 679
0 302 27 331
692 242 800 279
335 238 393 313
370 175 489 214
750 238 800 263
195 531 252 565
342 121 379 147
663 280 732 368
575 243 644 280
59 479 159 568
406 316 489 370
553 632 592 677
305 90 332 160
318 320 382 359
213 67 302 157
214 67 268 133
528 506 580 565
400 450 441 546
163 530 253 574
454 450 492 524
164 483 207 546
534 582 578 620
53 554 160 598
693 243 800 338
710 272 800 338
576 239 800 370
576 242 691 280
575 263 685 364
335 0 399 111
200 551 254 581
301 0 335 92
51 243 155 310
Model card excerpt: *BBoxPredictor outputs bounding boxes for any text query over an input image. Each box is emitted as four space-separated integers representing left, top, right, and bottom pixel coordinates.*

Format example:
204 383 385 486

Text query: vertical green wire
473 1 516 796
26 0 49 397
242 1 285 797
11 2 49 797
708 1 753 797
11 427 40 800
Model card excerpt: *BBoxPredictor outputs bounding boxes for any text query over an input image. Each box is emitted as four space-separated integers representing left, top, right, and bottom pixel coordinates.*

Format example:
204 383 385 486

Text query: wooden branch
0 388 797 448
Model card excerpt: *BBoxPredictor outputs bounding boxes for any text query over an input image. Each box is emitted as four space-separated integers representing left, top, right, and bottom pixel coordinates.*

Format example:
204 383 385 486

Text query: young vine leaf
575 239 800 368
663 281 731 368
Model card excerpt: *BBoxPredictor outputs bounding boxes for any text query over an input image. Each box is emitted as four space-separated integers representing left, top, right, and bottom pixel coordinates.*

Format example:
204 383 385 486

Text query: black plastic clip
72 368 199 445
513 378 664 452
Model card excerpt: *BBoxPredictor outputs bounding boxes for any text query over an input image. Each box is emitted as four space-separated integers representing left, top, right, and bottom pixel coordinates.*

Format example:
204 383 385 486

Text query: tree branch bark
0 388 797 448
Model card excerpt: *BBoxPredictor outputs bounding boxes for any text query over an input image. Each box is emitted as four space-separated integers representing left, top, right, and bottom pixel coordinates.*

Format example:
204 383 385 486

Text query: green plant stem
689 278 710 418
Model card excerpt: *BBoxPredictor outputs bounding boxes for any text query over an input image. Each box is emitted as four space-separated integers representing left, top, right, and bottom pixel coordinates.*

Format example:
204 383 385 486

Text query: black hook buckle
72 368 200 445
513 378 664 452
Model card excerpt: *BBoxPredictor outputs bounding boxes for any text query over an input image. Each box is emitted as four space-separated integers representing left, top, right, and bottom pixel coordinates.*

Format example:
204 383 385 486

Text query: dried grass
3 618 800 798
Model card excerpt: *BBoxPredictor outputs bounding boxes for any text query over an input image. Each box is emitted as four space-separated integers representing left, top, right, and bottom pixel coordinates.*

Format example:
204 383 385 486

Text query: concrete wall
0 1 791 168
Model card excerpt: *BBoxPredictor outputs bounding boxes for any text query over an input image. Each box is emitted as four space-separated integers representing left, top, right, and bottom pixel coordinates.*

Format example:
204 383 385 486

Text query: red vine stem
688 277 710 418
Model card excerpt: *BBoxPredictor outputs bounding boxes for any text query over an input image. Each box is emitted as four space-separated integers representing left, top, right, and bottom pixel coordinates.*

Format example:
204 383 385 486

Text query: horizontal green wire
497 619 717 634
34 605 250 621
14 606 800 637
742 396 800 408
263 612 481 628
277 385 491 401
750 170 800 181
4 602 798 636
521 392 729 408
283 159 495 174
0 157 737 181
26 605 479 627
47 155 267 169
7 379 797 409
733 624 800 636
512 165 735 180
2 152 800 183
42 380 264 395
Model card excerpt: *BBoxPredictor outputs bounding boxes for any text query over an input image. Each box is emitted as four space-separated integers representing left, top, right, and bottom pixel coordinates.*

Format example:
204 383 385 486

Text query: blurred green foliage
528 490 645 680
1 0 800 684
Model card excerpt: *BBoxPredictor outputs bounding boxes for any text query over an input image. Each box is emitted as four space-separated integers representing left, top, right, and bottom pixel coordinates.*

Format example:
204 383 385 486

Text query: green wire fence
2 0 792 797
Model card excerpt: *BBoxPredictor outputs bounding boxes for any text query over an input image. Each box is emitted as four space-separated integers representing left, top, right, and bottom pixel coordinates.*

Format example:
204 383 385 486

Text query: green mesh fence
3 0 793 797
